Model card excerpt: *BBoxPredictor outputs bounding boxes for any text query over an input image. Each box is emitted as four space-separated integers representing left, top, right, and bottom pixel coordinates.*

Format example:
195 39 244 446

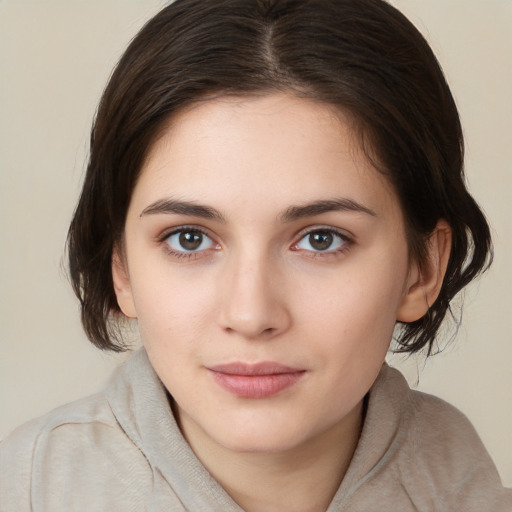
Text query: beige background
1 0 511 485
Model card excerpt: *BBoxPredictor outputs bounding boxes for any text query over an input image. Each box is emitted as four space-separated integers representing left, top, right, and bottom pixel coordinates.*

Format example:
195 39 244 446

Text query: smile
207 362 306 399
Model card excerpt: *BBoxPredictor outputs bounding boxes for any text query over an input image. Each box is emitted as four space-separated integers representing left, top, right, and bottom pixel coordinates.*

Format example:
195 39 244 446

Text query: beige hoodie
1 348 510 511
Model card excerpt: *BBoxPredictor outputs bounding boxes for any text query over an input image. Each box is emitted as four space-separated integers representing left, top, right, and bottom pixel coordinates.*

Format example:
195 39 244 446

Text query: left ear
397 220 452 323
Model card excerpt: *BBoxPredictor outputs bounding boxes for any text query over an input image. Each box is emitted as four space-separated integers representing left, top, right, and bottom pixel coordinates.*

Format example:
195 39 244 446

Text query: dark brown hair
68 0 492 354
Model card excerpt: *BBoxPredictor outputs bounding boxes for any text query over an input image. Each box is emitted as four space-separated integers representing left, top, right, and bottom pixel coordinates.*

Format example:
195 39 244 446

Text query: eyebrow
280 198 377 222
140 197 376 223
140 199 226 221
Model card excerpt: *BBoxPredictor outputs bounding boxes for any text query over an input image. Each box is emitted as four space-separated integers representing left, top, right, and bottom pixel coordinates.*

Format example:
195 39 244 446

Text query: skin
113 94 451 512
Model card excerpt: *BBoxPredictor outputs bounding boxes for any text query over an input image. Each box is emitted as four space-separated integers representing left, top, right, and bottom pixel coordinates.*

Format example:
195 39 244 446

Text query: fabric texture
1 348 510 511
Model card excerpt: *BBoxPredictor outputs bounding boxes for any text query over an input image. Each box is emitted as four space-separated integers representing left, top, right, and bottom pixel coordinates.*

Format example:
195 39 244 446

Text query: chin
211 420 316 455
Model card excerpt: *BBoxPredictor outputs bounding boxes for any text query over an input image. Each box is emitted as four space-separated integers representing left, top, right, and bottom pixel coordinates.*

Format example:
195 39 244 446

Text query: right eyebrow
139 198 226 222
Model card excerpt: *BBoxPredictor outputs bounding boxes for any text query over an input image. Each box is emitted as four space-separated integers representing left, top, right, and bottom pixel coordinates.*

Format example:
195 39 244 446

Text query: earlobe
397 220 452 323
111 247 137 319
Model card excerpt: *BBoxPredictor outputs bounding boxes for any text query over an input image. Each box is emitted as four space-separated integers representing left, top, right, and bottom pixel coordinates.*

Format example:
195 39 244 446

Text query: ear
111 246 137 319
397 220 452 323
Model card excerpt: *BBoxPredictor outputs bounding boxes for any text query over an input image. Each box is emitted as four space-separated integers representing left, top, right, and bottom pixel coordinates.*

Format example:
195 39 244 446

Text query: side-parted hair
68 0 492 354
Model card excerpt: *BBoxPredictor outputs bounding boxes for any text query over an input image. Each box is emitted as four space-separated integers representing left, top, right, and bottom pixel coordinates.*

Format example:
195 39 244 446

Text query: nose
218 253 291 340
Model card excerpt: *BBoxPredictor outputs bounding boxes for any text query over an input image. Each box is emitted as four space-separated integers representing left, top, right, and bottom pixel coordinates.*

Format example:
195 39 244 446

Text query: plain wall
1 0 511 484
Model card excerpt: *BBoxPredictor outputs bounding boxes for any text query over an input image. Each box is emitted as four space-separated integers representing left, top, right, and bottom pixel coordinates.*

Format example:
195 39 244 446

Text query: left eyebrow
280 198 377 222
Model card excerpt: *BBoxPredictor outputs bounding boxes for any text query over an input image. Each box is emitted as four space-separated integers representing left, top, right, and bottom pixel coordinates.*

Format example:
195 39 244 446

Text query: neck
177 400 363 512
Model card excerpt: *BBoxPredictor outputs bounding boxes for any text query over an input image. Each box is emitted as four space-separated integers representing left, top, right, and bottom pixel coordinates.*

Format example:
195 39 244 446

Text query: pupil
179 231 202 251
310 232 333 251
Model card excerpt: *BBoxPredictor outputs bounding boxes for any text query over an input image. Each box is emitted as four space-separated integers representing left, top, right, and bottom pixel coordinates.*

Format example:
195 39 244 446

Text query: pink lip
207 362 306 399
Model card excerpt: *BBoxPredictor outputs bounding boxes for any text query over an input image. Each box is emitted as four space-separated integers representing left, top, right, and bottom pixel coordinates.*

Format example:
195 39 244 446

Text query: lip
207 362 306 399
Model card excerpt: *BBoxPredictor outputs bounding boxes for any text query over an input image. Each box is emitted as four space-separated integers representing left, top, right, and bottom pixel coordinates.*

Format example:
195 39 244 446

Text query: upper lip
207 362 304 376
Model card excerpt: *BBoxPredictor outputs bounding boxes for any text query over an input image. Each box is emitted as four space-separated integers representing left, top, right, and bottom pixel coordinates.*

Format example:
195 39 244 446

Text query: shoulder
400 373 496 475
378 364 492 456
0 390 120 457
382 365 512 510
0 385 151 510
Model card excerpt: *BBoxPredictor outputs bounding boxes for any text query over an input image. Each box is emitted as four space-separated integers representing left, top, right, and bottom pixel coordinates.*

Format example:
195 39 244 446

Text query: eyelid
156 224 353 259
157 224 214 242
293 225 353 242
291 226 354 254
158 225 221 259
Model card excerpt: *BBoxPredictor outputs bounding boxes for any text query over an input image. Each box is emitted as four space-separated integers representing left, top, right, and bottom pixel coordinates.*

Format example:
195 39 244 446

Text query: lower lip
209 371 305 399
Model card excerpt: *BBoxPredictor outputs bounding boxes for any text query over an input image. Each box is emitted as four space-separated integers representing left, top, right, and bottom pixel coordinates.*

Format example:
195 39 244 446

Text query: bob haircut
68 0 492 354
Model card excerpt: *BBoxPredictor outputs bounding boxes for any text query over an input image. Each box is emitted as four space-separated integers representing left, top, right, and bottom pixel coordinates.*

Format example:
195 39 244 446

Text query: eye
165 228 217 253
294 229 349 253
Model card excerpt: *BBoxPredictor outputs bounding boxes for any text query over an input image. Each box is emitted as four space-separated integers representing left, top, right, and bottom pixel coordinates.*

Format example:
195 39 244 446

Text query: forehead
133 93 401 221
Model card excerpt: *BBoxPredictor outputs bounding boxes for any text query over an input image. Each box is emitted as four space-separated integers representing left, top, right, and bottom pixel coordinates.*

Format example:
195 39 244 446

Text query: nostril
221 320 283 340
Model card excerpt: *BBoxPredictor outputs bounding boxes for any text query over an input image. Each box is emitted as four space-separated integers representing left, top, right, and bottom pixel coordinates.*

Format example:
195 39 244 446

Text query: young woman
1 0 510 510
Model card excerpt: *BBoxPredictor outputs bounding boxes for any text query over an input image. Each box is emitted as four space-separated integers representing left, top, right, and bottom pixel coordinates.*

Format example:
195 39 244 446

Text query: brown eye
295 229 348 253
179 231 203 251
309 231 333 251
165 229 215 253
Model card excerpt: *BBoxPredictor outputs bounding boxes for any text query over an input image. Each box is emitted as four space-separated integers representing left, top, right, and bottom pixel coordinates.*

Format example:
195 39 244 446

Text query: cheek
129 261 219 344
132 272 216 399
295 255 407 383
300 261 406 338
137 291 214 343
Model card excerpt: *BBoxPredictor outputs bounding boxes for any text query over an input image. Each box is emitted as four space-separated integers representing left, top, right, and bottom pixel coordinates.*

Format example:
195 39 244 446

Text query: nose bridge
219 245 289 339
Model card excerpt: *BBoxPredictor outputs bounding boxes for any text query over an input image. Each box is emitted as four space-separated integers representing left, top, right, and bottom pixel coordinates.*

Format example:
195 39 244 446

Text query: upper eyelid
294 225 354 241
157 225 214 242
292 227 354 258
156 224 353 248
160 227 219 258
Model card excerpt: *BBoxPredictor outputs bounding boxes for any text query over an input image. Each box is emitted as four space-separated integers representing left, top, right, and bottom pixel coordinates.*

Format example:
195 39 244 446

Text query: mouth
207 362 306 399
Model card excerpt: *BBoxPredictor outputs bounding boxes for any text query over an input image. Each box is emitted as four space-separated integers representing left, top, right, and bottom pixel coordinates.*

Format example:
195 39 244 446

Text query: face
114 94 423 455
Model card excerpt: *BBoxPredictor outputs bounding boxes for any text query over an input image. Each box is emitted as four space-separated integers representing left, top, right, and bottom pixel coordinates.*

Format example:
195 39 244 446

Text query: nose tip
218 262 291 340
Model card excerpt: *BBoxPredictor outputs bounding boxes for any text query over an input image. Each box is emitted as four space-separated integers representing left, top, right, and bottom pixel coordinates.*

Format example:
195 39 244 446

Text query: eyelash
157 225 353 261
291 227 353 258
158 226 219 260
